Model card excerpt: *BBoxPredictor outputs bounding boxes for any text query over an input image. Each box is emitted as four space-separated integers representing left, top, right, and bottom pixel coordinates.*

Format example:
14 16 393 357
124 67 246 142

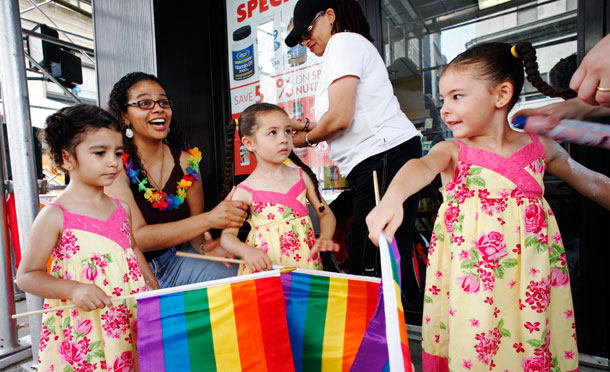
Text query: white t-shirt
314 32 420 177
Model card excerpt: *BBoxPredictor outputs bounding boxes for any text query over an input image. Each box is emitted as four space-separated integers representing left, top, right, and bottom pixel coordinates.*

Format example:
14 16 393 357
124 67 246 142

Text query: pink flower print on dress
54 230 80 260
306 227 316 249
58 340 85 365
444 204 459 234
260 240 269 252
126 254 143 282
111 351 135 372
525 277 551 313
456 274 480 294
521 356 550 372
446 162 471 192
524 203 547 234
81 264 98 282
75 318 92 336
529 158 545 174
279 231 300 255
101 304 132 339
549 268 569 287
474 328 502 365
252 202 265 214
475 231 508 261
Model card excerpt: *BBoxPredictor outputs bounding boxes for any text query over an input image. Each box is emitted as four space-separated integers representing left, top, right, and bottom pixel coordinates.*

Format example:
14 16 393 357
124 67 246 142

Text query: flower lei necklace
123 146 202 211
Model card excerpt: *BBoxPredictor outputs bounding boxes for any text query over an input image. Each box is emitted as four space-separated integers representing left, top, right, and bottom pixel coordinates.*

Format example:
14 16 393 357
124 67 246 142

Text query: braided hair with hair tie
514 42 577 100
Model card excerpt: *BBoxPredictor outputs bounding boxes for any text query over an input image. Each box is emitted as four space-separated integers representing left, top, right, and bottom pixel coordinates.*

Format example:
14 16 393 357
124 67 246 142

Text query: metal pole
0 0 44 367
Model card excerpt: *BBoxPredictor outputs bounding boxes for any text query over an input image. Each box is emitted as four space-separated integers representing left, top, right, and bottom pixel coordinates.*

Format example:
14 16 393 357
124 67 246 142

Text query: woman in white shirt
285 0 422 284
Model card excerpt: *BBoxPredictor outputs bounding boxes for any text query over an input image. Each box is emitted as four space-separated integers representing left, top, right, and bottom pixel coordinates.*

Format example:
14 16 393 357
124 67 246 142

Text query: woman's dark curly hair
107 71 184 179
445 42 576 110
40 104 122 172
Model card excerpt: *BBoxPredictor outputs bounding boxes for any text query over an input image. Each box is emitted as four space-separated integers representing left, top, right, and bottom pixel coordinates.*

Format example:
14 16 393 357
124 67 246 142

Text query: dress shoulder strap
528 132 540 143
236 183 253 193
47 202 66 212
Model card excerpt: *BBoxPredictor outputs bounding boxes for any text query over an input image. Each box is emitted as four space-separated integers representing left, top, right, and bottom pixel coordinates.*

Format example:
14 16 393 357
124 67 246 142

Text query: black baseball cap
285 0 336 47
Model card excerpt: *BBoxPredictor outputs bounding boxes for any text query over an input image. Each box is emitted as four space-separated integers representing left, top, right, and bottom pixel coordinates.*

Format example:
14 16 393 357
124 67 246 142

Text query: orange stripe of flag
232 280 268 372
342 280 369 371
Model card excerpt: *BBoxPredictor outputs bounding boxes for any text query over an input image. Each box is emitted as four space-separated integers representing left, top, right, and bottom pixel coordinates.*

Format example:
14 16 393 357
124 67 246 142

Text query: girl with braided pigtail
220 103 339 274
367 41 610 371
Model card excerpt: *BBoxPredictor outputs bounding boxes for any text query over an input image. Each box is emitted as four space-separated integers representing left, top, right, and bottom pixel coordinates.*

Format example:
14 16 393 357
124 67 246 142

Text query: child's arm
541 135 610 210
122 201 160 290
15 206 112 311
366 141 457 245
302 172 340 258
219 187 272 272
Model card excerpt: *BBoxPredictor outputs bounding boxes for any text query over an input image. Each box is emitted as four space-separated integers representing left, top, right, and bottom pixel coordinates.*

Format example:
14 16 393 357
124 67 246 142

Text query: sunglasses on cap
299 11 325 45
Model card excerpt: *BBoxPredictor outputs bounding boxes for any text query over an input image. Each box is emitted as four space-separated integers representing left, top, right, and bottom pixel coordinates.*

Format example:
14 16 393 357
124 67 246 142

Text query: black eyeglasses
126 99 173 110
299 11 325 44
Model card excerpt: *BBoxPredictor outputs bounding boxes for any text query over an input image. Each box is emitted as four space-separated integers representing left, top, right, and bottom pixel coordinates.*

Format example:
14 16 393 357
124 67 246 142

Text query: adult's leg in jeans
153 244 238 288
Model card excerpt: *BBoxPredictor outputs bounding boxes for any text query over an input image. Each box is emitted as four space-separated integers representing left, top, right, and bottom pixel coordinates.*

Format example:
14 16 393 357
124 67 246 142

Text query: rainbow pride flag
281 269 380 372
351 234 413 372
136 270 295 372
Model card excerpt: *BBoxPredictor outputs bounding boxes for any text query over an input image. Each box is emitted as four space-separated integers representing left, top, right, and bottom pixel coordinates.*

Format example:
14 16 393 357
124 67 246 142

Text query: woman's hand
309 239 340 259
201 231 236 268
366 200 404 246
242 246 272 272
570 34 610 107
71 283 113 311
511 98 600 130
206 187 248 229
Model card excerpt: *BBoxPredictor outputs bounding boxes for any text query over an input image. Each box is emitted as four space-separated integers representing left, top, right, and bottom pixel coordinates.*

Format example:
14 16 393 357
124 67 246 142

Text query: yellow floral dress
422 134 578 372
236 169 323 275
39 200 146 372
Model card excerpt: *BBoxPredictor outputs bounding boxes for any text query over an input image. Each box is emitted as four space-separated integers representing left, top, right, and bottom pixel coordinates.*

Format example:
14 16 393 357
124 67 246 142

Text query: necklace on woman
123 145 202 211
144 148 165 191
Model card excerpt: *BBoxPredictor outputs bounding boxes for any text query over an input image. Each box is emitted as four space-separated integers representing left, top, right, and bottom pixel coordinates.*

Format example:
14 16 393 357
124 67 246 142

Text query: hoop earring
125 127 134 139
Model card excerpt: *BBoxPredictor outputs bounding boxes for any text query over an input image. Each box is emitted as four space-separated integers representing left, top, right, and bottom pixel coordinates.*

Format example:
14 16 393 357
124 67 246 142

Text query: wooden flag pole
12 267 296 319
373 170 381 205
175 251 246 265
11 294 134 319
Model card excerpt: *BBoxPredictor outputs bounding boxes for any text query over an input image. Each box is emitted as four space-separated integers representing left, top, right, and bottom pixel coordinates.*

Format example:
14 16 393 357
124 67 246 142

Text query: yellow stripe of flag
208 284 242 371
322 277 349 372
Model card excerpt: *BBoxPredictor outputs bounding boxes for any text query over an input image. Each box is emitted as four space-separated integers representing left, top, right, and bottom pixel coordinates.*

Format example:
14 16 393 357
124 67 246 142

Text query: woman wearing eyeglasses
105 72 248 288
285 0 422 282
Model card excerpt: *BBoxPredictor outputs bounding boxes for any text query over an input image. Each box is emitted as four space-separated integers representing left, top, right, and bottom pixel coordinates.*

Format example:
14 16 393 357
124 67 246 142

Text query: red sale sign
226 0 338 178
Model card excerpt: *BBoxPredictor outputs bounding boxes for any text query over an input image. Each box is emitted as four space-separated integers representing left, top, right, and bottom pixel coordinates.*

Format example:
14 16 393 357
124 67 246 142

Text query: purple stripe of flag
349 283 388 371
280 272 293 308
137 296 166 372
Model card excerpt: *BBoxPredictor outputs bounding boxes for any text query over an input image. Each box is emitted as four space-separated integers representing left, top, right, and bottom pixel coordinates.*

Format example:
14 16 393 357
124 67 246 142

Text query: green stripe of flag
183 288 217 371
303 275 330 372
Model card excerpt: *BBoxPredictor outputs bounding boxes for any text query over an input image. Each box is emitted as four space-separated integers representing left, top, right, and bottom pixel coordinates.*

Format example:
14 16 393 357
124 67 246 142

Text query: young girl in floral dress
367 42 610 371
16 104 159 372
221 103 339 274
